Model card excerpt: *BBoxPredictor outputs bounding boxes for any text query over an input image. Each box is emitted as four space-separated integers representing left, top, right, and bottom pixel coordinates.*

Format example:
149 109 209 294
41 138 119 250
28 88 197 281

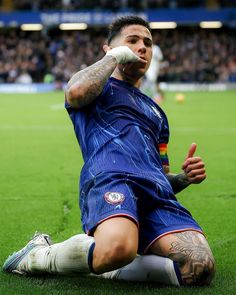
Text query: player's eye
144 39 152 47
128 38 137 44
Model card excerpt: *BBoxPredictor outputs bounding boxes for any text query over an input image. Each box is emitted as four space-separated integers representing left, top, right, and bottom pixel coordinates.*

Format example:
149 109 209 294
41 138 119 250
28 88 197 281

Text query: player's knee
181 252 216 286
106 240 136 267
94 239 137 273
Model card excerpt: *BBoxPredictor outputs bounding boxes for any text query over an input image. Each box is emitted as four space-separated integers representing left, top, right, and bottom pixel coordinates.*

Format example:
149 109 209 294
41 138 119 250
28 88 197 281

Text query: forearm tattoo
166 173 190 194
168 232 215 286
66 55 117 108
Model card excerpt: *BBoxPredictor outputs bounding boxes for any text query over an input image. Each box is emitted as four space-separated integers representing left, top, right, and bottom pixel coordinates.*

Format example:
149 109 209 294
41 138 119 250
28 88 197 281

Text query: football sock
28 234 95 274
98 255 183 286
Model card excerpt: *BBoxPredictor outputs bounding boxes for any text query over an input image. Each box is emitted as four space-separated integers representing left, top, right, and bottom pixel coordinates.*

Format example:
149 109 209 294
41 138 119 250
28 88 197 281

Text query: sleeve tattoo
66 55 117 108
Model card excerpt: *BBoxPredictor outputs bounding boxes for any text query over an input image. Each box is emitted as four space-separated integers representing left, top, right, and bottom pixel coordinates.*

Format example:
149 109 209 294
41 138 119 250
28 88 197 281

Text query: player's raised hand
105 46 146 64
182 143 206 184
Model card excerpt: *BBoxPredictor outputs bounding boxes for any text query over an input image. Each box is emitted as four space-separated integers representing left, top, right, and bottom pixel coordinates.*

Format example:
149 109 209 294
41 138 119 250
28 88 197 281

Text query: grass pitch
0 90 235 295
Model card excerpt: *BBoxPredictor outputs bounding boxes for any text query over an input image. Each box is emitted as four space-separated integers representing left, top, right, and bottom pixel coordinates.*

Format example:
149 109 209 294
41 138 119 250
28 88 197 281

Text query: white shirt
145 44 163 82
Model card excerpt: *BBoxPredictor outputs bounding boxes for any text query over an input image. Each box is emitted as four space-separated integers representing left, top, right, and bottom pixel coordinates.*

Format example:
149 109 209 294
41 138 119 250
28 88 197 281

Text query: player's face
113 24 153 77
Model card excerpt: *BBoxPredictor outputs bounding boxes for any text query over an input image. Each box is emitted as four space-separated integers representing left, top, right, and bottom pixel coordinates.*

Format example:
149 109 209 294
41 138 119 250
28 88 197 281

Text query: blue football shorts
80 171 203 254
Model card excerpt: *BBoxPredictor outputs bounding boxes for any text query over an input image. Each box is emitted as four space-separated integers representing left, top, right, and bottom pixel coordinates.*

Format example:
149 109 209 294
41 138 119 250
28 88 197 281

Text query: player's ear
103 44 112 53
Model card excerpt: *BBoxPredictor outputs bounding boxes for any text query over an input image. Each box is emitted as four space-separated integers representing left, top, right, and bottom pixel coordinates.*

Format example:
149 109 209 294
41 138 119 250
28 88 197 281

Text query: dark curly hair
107 15 150 44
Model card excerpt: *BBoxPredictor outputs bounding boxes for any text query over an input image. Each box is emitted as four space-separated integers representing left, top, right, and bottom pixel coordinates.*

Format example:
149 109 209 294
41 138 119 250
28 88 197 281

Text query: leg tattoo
168 232 215 286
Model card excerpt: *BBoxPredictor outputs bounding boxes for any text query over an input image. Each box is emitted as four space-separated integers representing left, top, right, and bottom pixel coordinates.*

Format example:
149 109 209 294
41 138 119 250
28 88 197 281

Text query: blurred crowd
0 27 236 84
154 28 236 83
9 0 236 11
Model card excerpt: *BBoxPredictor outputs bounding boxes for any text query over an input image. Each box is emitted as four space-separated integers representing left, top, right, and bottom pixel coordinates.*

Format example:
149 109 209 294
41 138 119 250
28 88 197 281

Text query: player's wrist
105 48 120 63
104 54 118 64
166 173 191 194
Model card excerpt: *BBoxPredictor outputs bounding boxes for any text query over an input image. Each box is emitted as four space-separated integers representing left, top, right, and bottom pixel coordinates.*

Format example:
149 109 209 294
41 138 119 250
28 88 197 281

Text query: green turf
0 90 235 295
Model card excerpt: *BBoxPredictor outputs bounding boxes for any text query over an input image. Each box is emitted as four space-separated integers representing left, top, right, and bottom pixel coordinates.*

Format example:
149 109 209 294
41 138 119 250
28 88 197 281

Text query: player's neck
112 69 142 89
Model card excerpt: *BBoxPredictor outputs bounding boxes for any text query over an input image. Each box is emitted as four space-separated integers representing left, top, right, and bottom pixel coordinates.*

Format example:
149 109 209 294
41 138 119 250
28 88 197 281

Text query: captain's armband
159 143 169 167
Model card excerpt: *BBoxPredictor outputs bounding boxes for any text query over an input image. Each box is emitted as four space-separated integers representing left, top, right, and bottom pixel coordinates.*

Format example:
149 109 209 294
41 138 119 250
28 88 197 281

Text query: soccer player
3 16 215 286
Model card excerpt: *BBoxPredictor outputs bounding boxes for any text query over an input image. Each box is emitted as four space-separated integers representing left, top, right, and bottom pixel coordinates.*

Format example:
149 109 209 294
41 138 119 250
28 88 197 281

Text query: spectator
0 27 236 84
16 70 33 84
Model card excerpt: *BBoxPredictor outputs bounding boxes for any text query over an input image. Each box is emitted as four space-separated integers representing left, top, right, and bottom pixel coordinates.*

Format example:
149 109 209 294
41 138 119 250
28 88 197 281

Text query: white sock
98 255 182 286
28 234 94 274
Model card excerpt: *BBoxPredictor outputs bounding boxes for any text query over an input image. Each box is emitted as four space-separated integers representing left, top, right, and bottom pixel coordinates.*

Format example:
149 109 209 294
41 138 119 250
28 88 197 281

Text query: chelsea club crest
104 192 125 205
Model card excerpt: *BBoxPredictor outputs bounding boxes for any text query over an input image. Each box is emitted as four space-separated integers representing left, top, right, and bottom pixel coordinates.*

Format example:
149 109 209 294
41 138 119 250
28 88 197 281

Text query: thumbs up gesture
181 143 206 184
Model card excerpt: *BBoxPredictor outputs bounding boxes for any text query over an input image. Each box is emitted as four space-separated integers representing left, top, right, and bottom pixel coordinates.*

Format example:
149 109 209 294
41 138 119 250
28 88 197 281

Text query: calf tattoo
168 232 215 286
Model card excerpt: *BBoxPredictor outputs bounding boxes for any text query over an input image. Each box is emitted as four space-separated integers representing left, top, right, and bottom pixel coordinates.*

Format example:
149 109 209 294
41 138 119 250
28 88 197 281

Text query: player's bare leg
98 230 215 287
92 217 138 273
149 230 216 286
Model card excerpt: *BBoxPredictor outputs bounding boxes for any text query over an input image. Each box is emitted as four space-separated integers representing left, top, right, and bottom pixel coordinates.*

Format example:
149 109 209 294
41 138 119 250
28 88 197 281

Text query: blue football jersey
65 77 173 193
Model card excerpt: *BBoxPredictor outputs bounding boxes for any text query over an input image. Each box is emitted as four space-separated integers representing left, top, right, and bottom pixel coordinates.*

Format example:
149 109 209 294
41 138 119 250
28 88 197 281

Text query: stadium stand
0 0 236 85
0 27 236 84
8 0 236 11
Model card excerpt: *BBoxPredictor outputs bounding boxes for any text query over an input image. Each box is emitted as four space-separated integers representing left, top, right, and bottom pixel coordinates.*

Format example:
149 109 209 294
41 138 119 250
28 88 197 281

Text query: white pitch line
50 103 65 110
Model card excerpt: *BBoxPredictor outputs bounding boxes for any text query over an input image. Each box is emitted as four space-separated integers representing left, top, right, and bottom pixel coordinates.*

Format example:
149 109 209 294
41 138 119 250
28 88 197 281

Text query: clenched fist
106 46 145 64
